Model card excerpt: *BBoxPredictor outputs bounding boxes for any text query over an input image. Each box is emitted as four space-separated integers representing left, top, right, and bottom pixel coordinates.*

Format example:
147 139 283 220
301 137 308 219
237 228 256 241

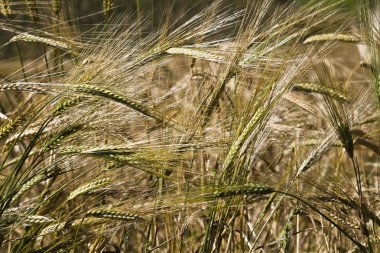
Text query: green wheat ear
210 183 274 198
86 209 142 221
293 83 350 103
67 178 111 200
43 125 82 152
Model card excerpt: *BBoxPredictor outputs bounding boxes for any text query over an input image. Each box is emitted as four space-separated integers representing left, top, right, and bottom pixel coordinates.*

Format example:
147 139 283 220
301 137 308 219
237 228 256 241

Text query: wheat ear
67 178 111 200
86 209 142 221
304 33 359 44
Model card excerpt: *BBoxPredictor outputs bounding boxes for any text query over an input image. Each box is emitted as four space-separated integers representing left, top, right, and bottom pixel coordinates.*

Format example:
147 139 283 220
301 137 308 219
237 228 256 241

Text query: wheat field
0 0 379 252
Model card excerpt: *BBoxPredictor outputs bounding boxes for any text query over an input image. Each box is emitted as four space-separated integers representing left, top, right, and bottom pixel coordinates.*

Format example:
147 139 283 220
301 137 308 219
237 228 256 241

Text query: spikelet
293 83 350 103
166 47 224 62
67 178 111 200
86 209 142 221
211 183 274 198
303 33 360 44
52 96 85 116
10 33 71 51
0 0 11 17
43 125 82 152
23 215 55 224
52 0 61 16
11 174 45 204
103 0 113 18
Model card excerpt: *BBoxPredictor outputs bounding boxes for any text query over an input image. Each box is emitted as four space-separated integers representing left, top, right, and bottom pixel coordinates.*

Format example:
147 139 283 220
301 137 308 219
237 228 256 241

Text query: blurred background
0 0 368 79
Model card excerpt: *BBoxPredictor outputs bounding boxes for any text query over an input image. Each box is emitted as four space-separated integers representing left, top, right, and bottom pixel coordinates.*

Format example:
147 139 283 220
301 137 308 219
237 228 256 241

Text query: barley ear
211 183 274 199
52 0 61 16
304 33 359 44
86 209 142 221
67 178 111 200
103 0 113 18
